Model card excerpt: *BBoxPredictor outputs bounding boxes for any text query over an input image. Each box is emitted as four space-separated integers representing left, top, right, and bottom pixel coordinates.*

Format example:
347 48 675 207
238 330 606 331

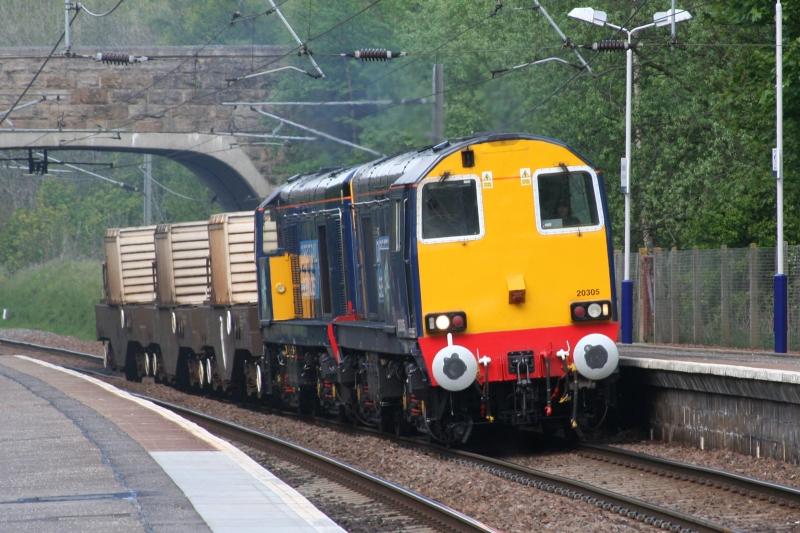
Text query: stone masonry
0 45 289 183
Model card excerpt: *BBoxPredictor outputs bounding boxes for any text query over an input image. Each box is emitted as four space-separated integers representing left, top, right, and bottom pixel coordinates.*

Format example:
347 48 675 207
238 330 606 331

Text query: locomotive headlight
426 312 468 334
571 300 612 321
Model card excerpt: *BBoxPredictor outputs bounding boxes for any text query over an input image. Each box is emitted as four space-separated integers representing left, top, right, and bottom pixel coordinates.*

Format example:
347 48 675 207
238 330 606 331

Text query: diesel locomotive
96 133 619 444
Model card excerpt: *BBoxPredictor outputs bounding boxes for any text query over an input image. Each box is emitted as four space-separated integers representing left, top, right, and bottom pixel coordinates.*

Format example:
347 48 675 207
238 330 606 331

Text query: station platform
617 344 800 463
0 355 344 533
619 343 800 384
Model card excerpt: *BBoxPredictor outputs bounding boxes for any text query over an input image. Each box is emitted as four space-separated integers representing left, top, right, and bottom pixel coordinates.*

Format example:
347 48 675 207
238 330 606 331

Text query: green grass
0 259 102 340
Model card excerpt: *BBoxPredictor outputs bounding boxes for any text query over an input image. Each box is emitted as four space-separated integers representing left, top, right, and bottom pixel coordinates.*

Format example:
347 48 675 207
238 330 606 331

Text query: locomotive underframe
260 320 615 443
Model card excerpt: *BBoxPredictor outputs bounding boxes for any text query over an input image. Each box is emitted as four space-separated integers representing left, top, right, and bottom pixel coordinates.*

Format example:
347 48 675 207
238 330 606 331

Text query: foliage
0 259 102 340
0 153 218 272
1 0 798 264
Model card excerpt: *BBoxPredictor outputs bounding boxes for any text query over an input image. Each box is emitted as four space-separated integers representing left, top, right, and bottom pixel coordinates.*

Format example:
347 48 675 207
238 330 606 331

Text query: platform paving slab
0 356 345 532
0 359 206 532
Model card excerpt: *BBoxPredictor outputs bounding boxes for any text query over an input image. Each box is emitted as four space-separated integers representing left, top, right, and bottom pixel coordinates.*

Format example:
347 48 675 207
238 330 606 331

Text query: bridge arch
0 131 272 210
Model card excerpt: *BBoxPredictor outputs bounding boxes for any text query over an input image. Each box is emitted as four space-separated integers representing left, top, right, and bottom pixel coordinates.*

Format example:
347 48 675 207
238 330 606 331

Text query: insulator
93 52 148 65
96 52 130 64
591 40 631 52
352 49 405 61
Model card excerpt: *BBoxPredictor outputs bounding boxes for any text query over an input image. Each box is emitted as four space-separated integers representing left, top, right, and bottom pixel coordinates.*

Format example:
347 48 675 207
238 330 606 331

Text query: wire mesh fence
614 245 798 352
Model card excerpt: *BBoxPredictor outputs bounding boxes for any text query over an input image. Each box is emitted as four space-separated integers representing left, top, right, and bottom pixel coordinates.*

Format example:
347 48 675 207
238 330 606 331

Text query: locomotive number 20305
576 288 600 297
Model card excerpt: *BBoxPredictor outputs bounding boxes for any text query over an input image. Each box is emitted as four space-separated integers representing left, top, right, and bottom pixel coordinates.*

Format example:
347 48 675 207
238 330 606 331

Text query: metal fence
614 245 800 352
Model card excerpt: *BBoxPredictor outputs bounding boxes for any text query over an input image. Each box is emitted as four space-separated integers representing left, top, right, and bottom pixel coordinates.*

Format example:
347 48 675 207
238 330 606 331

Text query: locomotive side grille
290 254 303 318
329 216 347 316
281 222 300 255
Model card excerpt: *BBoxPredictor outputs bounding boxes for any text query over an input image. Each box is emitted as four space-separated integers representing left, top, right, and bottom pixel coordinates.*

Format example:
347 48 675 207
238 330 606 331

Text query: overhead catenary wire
77 0 126 18
21 5 280 150
50 0 384 155
267 0 325 78
354 0 667 130
35 151 136 191
147 174 204 202
533 0 593 72
15 0 713 184
250 107 384 156
0 96 48 128
0 10 79 128
523 0 658 116
115 3 289 107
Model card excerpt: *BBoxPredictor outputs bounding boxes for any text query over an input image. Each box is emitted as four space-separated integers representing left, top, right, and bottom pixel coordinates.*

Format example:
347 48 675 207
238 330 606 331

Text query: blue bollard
621 280 633 344
774 274 788 353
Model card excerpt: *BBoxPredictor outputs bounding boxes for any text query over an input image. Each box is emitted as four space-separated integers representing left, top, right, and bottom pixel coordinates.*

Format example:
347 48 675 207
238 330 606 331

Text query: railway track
577 443 800 510
421 446 723 533
0 337 491 532
431 443 800 532
8 338 800 532
141 397 493 533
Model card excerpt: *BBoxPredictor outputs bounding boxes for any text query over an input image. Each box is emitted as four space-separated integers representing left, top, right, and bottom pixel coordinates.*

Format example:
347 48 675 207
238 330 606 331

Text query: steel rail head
579 443 800 507
0 336 103 363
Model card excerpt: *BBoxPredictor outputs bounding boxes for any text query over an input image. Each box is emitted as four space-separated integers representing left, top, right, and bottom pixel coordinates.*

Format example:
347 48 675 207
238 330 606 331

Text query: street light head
568 7 608 27
653 8 692 28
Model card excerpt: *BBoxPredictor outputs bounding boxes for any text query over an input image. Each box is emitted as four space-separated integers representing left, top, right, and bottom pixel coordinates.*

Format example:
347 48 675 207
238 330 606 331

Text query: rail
578 443 800 508
0 336 103 363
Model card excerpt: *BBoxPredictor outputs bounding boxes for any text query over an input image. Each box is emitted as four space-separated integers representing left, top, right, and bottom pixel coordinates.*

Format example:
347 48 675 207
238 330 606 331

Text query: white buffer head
432 333 478 392
572 333 619 380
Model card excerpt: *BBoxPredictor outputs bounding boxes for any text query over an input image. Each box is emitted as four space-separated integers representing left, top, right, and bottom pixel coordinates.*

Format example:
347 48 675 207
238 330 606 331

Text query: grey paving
0 360 210 533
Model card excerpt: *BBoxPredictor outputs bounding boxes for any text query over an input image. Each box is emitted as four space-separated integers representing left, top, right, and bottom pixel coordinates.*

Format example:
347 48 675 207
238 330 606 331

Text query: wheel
144 352 151 376
197 358 205 390
255 363 263 398
104 343 115 370
205 358 213 386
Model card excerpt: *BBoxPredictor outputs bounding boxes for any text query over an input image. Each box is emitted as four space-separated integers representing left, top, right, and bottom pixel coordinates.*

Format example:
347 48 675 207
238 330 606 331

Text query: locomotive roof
261 133 581 208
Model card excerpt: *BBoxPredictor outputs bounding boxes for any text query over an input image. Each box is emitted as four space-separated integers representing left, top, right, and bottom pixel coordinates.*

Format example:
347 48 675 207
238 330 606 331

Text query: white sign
481 171 493 189
773 147 780 178
620 157 629 193
519 167 531 186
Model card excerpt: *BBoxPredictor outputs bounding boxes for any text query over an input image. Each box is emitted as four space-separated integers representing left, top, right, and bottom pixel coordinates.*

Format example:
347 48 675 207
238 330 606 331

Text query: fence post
692 247 702 343
785 242 791 351
720 245 730 345
749 243 760 348
652 248 661 343
639 248 653 343
670 246 678 343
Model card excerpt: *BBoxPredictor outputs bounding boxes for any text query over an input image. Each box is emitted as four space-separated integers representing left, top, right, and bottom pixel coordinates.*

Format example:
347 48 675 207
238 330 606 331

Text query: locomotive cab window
535 167 602 233
418 176 483 243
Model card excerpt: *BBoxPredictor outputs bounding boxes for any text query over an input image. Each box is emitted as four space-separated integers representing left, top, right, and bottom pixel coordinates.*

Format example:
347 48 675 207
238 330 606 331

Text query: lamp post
774 1 786 353
568 7 692 344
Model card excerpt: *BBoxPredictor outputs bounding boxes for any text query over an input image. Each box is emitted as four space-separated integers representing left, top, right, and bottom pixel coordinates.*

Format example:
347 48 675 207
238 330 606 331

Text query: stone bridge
0 46 292 209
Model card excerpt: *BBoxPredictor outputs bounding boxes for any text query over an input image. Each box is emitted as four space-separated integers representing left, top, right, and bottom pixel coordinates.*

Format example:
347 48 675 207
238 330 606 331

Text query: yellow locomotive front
411 137 618 436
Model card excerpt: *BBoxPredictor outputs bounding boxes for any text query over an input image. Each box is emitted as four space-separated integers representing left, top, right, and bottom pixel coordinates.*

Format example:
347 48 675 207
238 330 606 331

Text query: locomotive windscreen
420 179 481 240
537 171 599 229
